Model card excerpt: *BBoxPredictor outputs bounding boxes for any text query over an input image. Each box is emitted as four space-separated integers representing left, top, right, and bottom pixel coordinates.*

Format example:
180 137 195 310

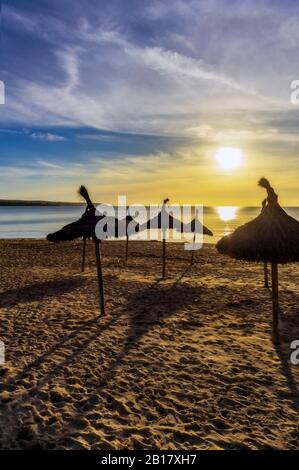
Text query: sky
0 0 299 205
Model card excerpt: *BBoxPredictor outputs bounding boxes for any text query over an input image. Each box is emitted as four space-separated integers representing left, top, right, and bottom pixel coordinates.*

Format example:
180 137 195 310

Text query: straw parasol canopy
216 178 299 344
141 199 182 232
137 199 183 278
140 199 213 277
46 187 105 314
47 186 139 314
47 188 139 243
183 209 213 263
47 186 106 314
123 212 137 264
47 187 139 270
183 210 213 236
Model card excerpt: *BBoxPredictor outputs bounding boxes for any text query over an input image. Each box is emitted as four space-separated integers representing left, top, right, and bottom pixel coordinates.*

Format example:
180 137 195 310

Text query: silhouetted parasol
217 178 299 344
47 186 140 313
81 236 88 273
183 209 213 263
124 211 138 264
140 198 191 279
47 186 105 314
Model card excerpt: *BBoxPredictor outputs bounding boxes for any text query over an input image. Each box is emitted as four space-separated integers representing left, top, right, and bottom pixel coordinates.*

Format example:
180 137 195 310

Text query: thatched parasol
183 209 213 263
81 236 88 273
47 186 105 314
47 186 140 313
216 178 299 344
137 199 179 278
81 215 138 271
263 261 269 288
124 211 138 264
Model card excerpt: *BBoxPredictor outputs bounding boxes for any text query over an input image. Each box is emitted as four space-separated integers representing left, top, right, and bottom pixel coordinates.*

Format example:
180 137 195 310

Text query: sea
0 206 298 244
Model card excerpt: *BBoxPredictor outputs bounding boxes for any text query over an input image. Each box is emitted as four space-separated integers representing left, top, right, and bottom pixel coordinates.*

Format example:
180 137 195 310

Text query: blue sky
1 0 299 204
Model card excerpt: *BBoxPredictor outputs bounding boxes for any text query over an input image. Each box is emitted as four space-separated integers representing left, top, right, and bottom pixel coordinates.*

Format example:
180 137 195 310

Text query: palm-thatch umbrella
183 209 213 263
80 217 137 271
259 198 270 288
139 199 188 279
47 186 105 314
124 210 138 264
216 178 299 344
81 235 96 273
263 261 269 288
81 214 138 271
81 236 87 273
47 186 140 313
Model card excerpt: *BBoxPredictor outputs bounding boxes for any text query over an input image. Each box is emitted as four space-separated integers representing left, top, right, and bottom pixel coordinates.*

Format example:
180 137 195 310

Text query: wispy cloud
3 3 292 134
1 0 299 204
30 132 67 142
36 160 63 169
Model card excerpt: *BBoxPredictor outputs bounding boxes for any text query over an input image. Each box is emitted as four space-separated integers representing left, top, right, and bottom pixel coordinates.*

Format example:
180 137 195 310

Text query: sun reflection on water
216 206 239 222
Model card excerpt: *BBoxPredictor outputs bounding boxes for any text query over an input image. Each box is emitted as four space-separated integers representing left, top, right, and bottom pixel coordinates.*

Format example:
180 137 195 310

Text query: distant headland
0 199 84 206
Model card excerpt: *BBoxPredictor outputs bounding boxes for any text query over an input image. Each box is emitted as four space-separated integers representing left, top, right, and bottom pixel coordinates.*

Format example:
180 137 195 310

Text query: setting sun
215 147 243 171
217 206 238 222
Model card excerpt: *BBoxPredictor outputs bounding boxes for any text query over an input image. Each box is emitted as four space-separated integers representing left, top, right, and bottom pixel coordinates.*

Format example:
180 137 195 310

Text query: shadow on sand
274 343 299 410
0 277 87 308
1 279 202 448
45 282 203 440
16 280 202 388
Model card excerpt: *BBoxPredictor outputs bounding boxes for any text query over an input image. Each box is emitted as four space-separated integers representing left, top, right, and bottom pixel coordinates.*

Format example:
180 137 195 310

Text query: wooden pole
263 262 269 288
81 238 87 273
162 237 166 279
93 237 105 316
125 234 129 264
271 262 279 345
191 233 196 264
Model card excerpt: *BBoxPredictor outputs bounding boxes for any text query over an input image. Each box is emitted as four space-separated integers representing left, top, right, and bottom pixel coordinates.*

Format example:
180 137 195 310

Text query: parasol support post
125 235 129 264
81 237 87 273
191 233 196 264
263 262 269 288
271 262 279 345
162 237 166 279
93 237 105 316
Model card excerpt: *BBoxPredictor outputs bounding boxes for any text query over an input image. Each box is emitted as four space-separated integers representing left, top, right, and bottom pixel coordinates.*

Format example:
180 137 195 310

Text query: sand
0 239 298 450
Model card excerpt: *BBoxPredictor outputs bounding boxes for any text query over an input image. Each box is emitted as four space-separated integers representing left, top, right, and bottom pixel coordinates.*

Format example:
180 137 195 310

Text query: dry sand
0 239 298 450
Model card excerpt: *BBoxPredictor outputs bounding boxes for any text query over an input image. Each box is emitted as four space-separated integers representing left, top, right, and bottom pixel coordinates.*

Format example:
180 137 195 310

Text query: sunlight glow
217 206 238 222
215 147 243 170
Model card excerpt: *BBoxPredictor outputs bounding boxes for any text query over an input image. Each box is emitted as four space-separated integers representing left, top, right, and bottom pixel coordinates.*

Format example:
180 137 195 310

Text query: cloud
30 132 67 142
185 124 213 138
4 5 39 34
1 0 299 205
4 4 72 45
4 2 294 135
4 29 275 136
78 133 122 142
36 160 63 169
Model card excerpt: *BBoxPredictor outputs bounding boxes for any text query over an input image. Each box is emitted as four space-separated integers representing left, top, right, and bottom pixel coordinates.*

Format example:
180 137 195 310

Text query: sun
215 147 243 171
217 206 238 222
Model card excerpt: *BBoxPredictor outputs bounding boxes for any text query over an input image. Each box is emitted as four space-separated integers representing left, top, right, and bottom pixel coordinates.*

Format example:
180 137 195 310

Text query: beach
0 239 298 450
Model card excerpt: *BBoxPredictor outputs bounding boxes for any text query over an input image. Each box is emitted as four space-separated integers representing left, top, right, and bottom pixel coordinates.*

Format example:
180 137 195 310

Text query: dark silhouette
0 277 86 308
47 186 138 243
217 178 299 344
186 208 213 264
139 199 213 278
139 198 183 279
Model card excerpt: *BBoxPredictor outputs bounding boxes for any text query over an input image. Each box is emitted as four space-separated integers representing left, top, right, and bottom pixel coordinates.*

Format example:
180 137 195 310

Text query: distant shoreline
0 201 298 209
0 200 85 207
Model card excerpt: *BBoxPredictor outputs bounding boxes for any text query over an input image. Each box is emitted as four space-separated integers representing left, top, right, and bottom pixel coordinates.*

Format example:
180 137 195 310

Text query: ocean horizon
1 205 298 243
